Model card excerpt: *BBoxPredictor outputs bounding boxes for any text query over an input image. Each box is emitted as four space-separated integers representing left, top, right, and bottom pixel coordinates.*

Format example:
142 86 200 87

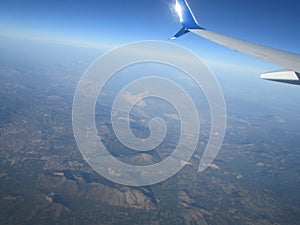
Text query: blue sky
0 0 300 78
1 0 299 47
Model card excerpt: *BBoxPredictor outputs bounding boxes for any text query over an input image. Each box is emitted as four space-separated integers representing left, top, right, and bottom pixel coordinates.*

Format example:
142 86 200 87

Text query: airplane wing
171 0 300 85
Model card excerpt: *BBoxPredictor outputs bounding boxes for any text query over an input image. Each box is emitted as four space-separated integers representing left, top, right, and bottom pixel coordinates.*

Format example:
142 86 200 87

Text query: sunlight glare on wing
175 0 183 22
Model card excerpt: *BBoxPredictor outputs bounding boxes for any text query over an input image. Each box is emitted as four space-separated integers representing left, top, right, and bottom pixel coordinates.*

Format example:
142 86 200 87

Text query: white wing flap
260 70 300 84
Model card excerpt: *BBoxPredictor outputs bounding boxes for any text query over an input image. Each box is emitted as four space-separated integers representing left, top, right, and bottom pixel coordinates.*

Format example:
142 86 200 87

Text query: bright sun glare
175 1 183 22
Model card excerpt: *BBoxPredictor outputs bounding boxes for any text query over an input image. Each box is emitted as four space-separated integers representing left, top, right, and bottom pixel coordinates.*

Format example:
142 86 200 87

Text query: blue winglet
170 27 189 40
171 0 202 39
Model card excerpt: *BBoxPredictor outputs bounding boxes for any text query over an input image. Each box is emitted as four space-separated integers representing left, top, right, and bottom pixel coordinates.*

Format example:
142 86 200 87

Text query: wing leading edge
172 0 300 85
